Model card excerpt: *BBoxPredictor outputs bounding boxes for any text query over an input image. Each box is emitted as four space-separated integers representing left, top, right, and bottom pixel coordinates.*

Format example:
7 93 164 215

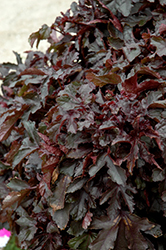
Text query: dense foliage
0 0 166 249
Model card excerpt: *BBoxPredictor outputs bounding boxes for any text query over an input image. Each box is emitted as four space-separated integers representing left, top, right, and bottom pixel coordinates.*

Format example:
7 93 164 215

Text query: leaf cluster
0 0 166 249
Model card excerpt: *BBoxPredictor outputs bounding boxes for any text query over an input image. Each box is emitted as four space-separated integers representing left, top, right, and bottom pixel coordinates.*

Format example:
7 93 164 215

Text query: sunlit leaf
86 72 121 87
82 211 93 229
2 189 31 210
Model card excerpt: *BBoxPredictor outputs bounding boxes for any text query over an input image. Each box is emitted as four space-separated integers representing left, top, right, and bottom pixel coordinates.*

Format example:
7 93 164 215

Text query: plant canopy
0 0 166 249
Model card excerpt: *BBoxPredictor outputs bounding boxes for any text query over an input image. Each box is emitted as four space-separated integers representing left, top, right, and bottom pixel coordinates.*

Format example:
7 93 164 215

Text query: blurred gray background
0 0 76 63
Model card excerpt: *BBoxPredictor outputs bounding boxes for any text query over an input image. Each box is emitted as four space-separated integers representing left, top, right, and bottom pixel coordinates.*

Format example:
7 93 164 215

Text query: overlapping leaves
0 0 166 249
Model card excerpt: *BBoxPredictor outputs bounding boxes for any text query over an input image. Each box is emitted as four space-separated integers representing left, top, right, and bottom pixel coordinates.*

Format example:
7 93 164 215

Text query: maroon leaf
137 66 160 79
139 142 162 170
114 220 128 249
159 23 166 35
115 0 132 17
28 24 51 48
70 190 88 221
38 179 52 198
90 212 155 250
16 207 38 245
51 203 71 230
2 189 31 210
42 156 60 173
63 111 80 134
142 31 151 42
23 120 40 146
38 132 52 145
152 168 165 182
67 146 92 159
0 105 28 142
123 44 141 62
89 213 121 250
107 193 121 219
119 186 136 213
80 19 109 26
13 144 38 168
122 74 138 94
161 190 166 202
89 225 119 250
106 155 127 186
124 213 155 250
110 17 123 33
78 111 94 131
19 68 46 76
89 153 107 177
100 186 118 206
7 178 30 191
137 79 163 94
82 211 93 229
86 72 121 87
0 183 10 199
5 141 21 164
149 100 166 109
97 0 123 32
67 177 88 193
155 120 166 163
151 36 166 57
127 140 139 174
42 156 61 189
50 176 71 212
122 73 163 95
40 142 62 156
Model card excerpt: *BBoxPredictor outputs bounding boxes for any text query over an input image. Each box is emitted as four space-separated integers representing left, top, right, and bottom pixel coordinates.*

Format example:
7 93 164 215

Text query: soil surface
0 0 76 63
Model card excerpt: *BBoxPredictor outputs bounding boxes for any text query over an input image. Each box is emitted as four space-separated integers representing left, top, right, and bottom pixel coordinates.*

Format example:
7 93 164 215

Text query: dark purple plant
0 0 166 249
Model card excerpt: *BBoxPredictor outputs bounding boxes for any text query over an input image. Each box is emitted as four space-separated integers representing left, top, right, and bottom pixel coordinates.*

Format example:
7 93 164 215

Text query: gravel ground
0 0 76 63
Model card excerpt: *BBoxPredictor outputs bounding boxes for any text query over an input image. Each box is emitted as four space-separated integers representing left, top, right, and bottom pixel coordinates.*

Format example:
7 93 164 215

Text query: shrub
0 0 166 249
